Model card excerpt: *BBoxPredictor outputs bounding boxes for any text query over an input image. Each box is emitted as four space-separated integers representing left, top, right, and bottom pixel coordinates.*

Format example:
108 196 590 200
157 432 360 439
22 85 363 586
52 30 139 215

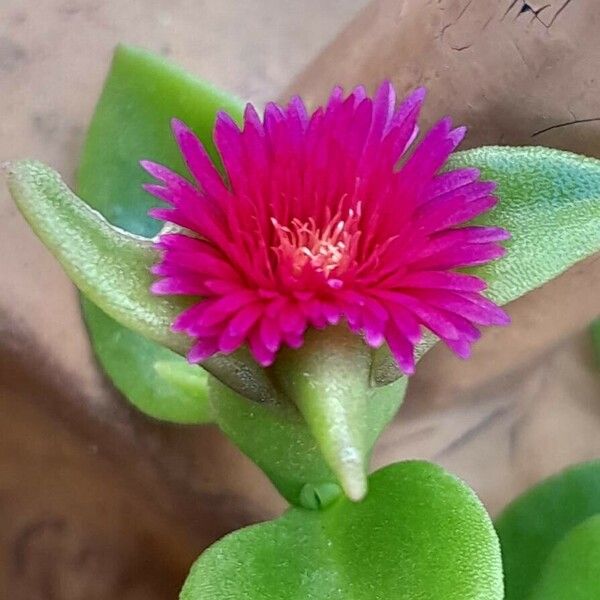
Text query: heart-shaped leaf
374 146 600 385
180 461 503 600
529 514 600 600
495 460 600 600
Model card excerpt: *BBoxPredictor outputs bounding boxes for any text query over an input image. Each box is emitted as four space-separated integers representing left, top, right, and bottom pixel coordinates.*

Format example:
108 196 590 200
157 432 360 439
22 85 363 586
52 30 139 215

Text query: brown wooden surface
1 0 599 597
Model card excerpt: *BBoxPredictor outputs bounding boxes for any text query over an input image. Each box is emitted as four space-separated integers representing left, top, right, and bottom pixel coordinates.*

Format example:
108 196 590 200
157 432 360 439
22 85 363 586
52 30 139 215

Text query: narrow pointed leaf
495 460 600 600
180 461 503 600
374 146 600 385
5 160 188 353
5 160 276 406
273 327 372 501
208 373 407 506
208 376 336 505
455 146 600 304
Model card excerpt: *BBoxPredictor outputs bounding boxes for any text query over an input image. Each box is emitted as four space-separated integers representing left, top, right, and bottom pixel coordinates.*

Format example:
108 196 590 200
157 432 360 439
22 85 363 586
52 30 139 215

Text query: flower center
271 204 362 282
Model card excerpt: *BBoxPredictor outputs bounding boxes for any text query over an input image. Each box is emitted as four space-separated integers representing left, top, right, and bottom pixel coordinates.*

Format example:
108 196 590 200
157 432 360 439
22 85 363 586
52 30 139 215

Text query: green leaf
6 158 208 423
454 146 600 305
208 373 406 506
76 44 279 408
82 300 212 424
4 159 189 354
272 326 373 501
78 44 244 238
180 461 503 600
529 514 600 600
495 460 600 600
374 146 600 385
5 157 276 416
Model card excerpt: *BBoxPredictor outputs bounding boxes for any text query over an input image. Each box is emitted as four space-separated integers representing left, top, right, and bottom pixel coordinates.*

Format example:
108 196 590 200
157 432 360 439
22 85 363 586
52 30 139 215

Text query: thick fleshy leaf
82 301 212 423
373 146 600 385
180 461 503 600
456 147 600 304
78 44 244 239
495 460 600 600
272 327 373 501
209 373 406 506
5 160 188 353
529 514 600 600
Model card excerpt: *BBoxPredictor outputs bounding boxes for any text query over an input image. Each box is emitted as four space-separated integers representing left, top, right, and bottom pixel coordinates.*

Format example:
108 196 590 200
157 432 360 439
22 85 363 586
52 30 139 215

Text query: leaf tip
340 464 368 502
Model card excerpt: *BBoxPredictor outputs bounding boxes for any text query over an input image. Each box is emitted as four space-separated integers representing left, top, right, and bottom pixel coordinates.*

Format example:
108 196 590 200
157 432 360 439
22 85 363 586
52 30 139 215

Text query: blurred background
1 1 599 598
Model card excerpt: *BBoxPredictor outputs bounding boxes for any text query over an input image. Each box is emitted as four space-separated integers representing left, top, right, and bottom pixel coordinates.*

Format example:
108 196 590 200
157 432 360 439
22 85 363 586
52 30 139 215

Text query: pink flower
142 83 510 374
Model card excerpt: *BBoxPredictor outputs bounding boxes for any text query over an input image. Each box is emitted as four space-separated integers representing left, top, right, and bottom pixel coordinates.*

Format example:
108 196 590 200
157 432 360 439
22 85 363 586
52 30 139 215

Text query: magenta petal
188 338 219 363
150 277 208 296
172 303 211 333
199 292 257 328
385 325 416 375
392 87 426 128
399 271 487 292
448 125 467 148
427 168 480 198
368 81 395 142
248 332 276 366
444 336 472 359
259 317 282 353
279 304 306 335
385 302 423 345
412 243 506 270
417 195 498 234
143 183 175 205
364 323 386 348
228 304 263 337
172 119 229 199
417 290 511 326
140 160 177 182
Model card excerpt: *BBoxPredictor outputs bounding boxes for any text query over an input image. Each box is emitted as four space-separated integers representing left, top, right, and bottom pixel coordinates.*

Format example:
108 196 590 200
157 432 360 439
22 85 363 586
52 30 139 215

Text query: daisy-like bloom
142 83 510 374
